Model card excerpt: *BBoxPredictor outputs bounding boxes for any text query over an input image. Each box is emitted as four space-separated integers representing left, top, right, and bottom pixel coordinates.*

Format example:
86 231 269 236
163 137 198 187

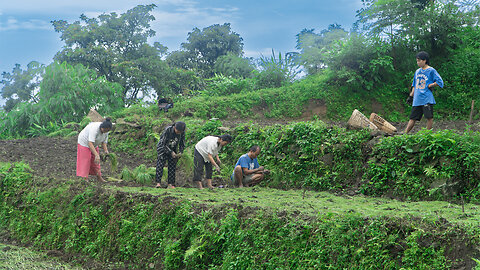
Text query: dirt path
0 136 152 180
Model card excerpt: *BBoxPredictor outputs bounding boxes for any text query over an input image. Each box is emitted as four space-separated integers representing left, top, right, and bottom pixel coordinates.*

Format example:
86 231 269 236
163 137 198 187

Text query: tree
0 61 123 138
295 25 348 75
0 62 44 111
52 4 167 103
356 0 479 64
214 53 255 78
38 62 123 122
167 23 244 77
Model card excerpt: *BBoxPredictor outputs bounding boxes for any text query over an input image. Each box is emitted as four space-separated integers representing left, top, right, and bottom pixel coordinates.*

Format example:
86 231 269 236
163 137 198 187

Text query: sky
0 0 363 105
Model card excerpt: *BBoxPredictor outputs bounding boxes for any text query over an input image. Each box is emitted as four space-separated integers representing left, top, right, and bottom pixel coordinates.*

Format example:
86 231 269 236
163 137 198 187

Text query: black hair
416 51 430 65
250 145 260 152
218 134 233 142
100 117 113 129
174 121 186 132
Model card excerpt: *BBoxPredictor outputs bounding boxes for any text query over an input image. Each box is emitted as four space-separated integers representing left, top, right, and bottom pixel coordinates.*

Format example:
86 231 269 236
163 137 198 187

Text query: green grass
107 186 480 226
0 243 82 270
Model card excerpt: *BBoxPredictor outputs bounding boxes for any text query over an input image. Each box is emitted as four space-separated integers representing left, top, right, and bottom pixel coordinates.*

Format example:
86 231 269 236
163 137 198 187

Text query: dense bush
223 121 371 190
362 129 480 202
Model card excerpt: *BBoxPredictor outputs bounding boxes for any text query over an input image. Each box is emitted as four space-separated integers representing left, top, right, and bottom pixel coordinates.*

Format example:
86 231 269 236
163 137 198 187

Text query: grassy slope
109 185 480 226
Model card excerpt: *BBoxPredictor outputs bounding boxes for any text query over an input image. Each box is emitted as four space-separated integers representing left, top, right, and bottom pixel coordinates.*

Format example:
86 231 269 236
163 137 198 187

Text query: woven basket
347 109 378 130
369 113 397 134
87 108 105 122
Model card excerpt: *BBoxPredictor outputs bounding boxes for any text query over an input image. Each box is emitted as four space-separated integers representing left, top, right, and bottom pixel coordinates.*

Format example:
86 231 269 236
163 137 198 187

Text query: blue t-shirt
411 67 444 106
233 153 260 173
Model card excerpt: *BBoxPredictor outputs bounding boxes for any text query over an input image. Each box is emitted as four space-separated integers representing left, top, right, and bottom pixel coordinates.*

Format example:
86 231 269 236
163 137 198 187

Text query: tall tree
167 23 244 77
356 0 478 63
214 53 255 78
295 24 348 75
52 4 167 104
0 61 44 112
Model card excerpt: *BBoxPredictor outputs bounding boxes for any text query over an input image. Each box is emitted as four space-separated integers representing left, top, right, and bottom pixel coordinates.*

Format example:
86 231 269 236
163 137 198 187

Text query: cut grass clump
121 165 156 184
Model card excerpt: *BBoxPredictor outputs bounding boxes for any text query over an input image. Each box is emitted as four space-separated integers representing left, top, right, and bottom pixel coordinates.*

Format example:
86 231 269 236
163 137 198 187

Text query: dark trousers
156 153 178 185
193 149 212 181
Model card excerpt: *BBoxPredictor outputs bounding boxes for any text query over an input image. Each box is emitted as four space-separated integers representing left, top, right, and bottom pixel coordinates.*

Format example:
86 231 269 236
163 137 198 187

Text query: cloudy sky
0 0 363 74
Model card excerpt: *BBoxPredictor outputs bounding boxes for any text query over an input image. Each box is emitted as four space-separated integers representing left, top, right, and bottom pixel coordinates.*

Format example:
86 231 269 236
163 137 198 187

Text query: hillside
2 116 480 269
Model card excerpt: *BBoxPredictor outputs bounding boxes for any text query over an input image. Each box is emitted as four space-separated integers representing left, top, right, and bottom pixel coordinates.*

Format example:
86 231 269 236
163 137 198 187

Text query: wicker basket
369 113 397 134
87 108 105 122
347 109 378 130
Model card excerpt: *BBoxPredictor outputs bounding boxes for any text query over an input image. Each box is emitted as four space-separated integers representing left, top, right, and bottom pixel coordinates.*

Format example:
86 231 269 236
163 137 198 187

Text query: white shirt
77 122 109 147
195 136 222 162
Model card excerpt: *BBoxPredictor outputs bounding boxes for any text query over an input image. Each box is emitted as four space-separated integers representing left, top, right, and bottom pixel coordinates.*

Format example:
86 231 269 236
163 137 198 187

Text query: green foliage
0 61 44 112
108 103 170 160
52 4 167 103
120 165 156 184
327 35 395 92
107 153 118 173
362 129 480 202
199 74 254 97
0 62 123 138
295 24 348 75
255 50 300 88
0 164 476 269
222 121 371 190
120 167 135 181
168 23 244 78
169 73 331 120
214 53 255 78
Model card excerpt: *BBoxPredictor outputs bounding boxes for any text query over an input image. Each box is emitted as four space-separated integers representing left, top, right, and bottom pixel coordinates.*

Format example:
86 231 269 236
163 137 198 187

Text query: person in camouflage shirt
155 122 186 188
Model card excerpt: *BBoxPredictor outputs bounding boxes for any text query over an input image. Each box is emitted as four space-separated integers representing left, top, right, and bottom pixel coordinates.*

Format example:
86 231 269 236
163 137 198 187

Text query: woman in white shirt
76 118 112 182
193 134 232 189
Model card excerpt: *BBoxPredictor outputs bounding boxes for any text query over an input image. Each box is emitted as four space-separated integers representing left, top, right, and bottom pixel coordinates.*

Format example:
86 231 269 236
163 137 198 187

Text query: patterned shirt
157 125 185 156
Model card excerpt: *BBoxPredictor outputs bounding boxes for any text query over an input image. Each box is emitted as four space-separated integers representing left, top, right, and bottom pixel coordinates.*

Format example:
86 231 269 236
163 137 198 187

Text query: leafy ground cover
1 161 480 269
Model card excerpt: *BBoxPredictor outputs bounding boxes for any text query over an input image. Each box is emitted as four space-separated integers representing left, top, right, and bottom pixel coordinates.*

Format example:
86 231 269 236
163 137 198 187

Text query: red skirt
76 144 101 177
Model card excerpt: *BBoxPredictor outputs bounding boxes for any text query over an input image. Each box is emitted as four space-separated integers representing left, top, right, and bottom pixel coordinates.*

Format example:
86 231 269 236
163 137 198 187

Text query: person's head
173 121 186 134
100 118 112 133
416 51 430 67
218 134 233 146
248 145 261 159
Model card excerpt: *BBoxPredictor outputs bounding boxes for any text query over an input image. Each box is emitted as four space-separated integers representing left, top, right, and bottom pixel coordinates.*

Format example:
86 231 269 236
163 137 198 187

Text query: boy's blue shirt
234 154 260 171
411 67 444 106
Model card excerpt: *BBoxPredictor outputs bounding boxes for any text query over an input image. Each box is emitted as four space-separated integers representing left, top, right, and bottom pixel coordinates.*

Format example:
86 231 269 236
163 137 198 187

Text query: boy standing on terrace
404 51 444 134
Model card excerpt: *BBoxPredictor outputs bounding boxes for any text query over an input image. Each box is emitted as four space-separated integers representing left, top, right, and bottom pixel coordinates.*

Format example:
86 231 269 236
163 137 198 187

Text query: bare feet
195 181 204 189
206 179 214 189
155 183 161 188
96 176 106 183
167 184 175 189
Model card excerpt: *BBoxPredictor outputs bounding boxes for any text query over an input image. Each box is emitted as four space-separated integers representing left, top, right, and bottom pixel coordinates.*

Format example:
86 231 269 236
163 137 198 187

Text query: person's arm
216 154 221 166
429 70 444 89
102 142 109 154
242 166 264 176
179 133 185 154
208 154 220 172
428 81 438 89
88 141 100 164
409 86 414 96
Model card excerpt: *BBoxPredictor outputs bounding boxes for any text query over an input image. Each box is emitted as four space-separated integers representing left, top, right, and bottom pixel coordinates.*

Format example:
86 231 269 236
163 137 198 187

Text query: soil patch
0 136 152 180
